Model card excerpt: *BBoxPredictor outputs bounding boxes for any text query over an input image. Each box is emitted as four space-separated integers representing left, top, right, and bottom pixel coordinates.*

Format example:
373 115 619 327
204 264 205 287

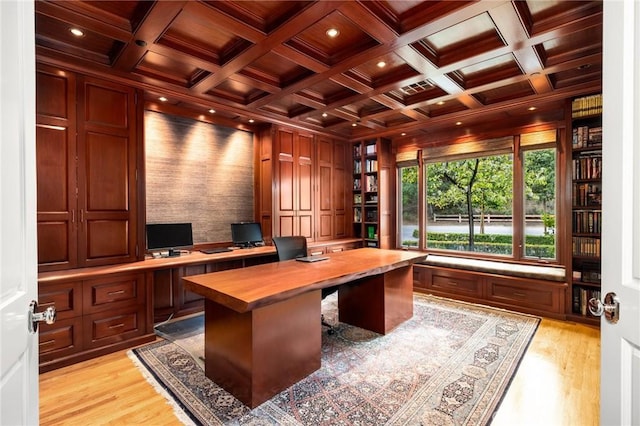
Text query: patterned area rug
129 293 539 425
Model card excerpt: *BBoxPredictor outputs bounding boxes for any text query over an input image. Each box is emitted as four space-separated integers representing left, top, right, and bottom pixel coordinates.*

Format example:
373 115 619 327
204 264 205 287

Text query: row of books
572 125 602 148
573 182 602 206
365 175 378 192
572 154 602 180
364 159 377 173
353 160 362 174
353 143 378 157
572 94 602 118
572 236 601 257
573 210 602 234
572 286 601 316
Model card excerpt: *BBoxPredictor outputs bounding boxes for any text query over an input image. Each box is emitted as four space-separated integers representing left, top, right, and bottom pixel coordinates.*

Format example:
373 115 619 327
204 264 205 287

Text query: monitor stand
167 248 181 257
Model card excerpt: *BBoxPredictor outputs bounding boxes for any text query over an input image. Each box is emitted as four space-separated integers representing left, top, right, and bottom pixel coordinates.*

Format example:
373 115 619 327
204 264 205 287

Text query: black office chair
272 236 337 334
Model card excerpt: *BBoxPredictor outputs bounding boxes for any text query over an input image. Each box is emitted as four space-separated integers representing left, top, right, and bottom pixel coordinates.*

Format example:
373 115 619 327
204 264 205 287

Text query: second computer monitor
231 222 264 248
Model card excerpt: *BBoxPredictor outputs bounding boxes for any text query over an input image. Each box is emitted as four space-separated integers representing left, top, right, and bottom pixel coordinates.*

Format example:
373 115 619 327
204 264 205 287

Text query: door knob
588 292 620 324
28 300 56 334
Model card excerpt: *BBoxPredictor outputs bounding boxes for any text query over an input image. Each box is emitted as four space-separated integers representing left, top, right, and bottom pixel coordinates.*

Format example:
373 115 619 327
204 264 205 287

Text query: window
523 147 557 259
398 130 558 263
426 153 513 255
398 165 419 247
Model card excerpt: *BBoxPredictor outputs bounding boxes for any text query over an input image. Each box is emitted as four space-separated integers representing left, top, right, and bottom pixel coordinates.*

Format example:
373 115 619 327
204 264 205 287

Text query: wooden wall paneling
258 127 273 243
378 138 393 249
317 137 334 240
333 140 348 238
297 132 314 239
36 64 78 271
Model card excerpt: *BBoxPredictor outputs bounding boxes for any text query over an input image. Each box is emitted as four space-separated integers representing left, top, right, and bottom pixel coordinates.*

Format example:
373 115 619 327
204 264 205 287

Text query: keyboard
200 247 233 254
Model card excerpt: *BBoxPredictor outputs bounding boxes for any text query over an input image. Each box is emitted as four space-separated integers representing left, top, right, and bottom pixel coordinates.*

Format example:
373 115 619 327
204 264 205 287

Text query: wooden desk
183 248 426 407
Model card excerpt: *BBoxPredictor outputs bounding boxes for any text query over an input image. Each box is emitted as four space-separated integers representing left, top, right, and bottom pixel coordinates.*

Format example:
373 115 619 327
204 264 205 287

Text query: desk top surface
183 248 426 312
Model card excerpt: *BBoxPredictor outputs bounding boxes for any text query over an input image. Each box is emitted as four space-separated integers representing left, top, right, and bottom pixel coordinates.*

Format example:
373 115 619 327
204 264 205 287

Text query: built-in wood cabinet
36 64 142 272
414 264 567 319
38 272 153 372
259 125 350 242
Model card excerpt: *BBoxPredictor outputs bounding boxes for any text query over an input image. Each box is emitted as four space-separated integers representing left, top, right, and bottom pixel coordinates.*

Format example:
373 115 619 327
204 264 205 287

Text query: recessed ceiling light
528 106 537 111
209 109 216 114
158 96 167 102
322 113 328 118
70 28 84 37
436 101 445 106
249 119 255 123
352 123 357 127
401 132 406 136
326 28 339 38
455 121 462 126
377 61 386 68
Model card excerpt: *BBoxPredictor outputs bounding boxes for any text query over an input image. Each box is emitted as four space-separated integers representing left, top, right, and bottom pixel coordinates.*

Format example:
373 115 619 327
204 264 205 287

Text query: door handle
28 300 57 333
588 292 620 324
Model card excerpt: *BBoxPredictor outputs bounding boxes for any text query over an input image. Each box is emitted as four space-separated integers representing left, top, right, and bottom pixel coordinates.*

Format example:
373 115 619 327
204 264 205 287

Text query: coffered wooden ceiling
35 0 602 141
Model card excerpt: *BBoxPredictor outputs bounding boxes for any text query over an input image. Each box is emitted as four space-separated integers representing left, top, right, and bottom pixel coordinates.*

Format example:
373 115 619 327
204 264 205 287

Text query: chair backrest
272 236 307 261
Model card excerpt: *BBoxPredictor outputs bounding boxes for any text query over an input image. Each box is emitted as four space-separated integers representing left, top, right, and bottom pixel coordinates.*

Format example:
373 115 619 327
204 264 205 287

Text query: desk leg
338 265 413 334
204 290 321 408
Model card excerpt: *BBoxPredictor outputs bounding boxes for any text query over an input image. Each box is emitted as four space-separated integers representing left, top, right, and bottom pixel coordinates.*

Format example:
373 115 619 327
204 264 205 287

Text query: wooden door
599 1 640 423
76 76 139 267
0 1 39 422
36 65 78 271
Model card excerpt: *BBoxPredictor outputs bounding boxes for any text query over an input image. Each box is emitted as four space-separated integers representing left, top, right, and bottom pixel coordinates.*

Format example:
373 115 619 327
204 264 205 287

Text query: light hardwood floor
40 317 600 425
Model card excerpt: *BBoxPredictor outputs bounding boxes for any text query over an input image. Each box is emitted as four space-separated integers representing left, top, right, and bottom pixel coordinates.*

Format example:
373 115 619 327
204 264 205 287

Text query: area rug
129 293 539 425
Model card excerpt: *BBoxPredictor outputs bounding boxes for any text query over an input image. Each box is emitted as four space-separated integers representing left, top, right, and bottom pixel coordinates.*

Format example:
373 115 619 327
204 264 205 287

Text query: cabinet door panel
77 76 139 267
36 66 77 271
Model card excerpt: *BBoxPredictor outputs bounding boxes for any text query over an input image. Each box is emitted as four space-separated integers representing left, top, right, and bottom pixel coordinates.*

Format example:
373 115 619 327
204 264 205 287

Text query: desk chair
272 236 337 334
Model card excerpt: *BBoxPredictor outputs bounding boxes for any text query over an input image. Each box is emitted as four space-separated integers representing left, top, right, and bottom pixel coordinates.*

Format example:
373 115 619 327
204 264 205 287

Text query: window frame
396 129 562 267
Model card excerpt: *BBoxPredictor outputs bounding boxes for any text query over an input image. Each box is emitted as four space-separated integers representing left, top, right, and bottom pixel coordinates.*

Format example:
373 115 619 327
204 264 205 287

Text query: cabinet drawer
83 273 145 313
486 277 565 314
39 317 83 361
431 270 483 297
38 281 82 320
83 306 147 349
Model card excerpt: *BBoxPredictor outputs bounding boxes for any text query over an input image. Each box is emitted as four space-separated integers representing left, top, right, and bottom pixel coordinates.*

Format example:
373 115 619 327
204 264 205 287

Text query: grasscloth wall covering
145 110 254 246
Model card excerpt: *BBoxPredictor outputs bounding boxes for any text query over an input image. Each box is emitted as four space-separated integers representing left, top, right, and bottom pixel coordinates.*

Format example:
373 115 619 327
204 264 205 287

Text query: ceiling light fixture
70 28 84 37
249 119 255 123
377 61 386 68
322 113 328 118
209 109 216 114
455 121 462 126
158 96 167 102
436 101 445 106
401 132 406 136
326 28 339 38
352 123 357 127
528 106 537 111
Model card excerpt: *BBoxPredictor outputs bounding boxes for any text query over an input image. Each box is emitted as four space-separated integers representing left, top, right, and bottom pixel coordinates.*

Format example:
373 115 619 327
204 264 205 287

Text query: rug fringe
127 350 198 426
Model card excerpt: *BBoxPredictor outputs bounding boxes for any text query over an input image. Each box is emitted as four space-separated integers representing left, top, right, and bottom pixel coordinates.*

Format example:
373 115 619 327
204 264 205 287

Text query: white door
0 1 39 425
599 0 640 424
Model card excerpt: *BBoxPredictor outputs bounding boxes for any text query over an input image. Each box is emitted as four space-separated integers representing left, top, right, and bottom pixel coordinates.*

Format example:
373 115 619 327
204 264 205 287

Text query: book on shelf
572 182 602 207
365 175 378 192
353 207 362 223
353 160 362 174
572 94 602 118
572 210 602 233
572 236 601 257
572 154 602 180
353 144 361 157
572 125 602 148
365 143 377 155
353 178 361 190
353 193 362 204
365 158 378 172
572 286 601 316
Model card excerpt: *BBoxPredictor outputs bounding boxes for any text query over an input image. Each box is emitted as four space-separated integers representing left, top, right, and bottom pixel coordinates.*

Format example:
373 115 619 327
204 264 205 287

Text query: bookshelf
352 138 391 248
569 93 602 324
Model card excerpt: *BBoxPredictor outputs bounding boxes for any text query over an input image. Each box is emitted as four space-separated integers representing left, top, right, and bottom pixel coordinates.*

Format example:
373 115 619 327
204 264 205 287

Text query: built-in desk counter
37 238 362 372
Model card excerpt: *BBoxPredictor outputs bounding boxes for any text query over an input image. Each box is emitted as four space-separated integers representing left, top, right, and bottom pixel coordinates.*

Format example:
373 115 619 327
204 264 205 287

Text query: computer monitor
146 223 193 256
231 222 264 248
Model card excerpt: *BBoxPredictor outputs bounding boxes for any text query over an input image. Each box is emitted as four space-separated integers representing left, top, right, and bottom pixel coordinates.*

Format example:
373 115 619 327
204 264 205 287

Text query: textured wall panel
145 111 254 244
